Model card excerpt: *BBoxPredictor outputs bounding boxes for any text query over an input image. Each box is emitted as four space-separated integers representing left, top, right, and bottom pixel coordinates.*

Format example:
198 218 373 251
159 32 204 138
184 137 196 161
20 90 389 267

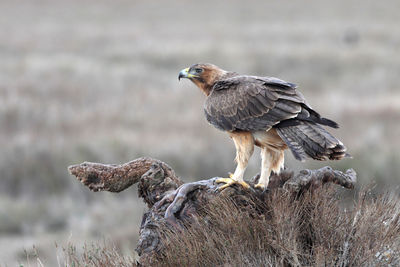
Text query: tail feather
319 117 339 128
276 121 349 161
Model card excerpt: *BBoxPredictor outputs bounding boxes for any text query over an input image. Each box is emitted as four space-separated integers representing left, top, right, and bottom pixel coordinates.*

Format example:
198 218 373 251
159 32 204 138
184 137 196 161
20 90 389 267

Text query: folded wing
204 75 337 132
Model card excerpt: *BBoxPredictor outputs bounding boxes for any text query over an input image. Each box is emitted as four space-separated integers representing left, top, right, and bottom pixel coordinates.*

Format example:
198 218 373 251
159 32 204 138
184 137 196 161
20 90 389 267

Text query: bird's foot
254 183 266 191
216 177 250 191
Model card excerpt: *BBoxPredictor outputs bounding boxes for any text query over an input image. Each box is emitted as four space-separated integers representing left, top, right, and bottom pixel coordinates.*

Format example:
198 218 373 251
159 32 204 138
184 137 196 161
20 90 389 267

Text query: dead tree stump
68 157 356 265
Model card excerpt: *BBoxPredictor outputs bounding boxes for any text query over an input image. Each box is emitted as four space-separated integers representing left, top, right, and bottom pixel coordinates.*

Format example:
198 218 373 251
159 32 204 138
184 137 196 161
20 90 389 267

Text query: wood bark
68 157 356 264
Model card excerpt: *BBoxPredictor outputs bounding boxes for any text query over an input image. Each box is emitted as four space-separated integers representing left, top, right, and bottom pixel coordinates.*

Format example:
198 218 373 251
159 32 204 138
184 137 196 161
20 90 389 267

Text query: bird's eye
194 68 203 74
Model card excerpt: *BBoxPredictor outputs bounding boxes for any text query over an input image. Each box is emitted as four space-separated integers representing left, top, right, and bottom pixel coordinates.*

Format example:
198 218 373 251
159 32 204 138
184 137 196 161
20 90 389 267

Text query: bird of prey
178 63 349 190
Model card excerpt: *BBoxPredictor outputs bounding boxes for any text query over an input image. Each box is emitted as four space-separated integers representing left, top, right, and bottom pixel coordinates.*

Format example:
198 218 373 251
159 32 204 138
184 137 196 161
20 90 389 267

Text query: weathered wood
68 157 182 207
68 158 357 265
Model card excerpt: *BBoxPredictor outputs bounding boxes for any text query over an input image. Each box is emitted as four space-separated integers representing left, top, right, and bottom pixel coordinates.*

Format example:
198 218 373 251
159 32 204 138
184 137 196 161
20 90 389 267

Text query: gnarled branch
68 158 356 264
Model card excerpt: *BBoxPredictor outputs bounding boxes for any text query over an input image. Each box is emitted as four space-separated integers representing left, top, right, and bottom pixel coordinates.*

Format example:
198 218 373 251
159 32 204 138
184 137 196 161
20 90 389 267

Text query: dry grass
62 242 137 267
144 186 400 266
22 241 138 267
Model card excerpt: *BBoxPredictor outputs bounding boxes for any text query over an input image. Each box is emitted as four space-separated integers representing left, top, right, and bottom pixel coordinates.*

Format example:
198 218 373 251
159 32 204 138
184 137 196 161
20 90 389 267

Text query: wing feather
204 75 336 132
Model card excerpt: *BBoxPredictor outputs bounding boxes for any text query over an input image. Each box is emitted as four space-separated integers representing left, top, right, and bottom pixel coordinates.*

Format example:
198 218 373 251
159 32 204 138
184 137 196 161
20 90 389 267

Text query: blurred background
0 0 399 265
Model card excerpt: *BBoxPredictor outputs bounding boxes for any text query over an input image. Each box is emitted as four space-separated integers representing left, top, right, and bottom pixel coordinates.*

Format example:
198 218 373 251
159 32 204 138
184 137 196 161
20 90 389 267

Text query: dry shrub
151 186 400 266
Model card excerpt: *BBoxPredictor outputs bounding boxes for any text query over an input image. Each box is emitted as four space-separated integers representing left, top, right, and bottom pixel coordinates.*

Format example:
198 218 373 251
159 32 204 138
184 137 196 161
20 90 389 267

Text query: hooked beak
178 67 198 80
178 68 189 80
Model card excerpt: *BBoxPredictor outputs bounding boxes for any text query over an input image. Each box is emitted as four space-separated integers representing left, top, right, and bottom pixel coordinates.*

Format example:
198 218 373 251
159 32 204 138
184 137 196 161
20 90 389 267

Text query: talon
216 178 250 190
216 178 235 190
237 181 250 189
254 183 266 190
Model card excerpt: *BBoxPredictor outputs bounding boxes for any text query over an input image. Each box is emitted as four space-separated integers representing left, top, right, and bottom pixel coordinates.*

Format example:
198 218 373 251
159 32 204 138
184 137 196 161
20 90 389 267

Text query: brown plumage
178 63 349 189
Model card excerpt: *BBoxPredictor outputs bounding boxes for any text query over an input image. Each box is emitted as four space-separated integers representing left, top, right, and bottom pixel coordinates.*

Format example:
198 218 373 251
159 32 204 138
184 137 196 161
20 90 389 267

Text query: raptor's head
178 63 228 95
